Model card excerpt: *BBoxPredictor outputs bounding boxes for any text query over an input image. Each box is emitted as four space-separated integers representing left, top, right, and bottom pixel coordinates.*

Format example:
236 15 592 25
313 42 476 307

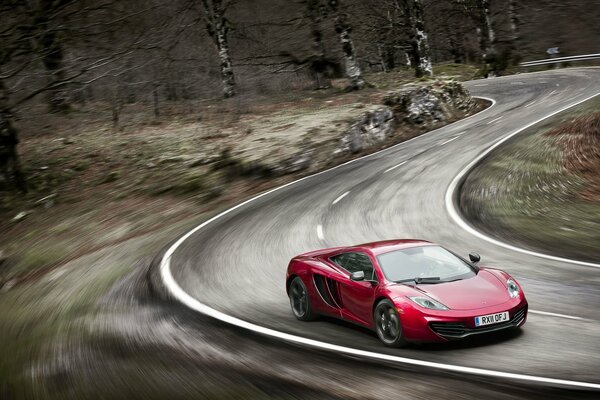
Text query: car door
328 251 378 326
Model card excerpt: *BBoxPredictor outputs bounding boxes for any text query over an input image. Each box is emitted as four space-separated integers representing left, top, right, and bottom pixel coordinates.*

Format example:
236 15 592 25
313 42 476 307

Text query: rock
62 137 75 145
39 166 49 171
146 162 156 169
12 211 29 222
338 106 395 154
102 171 119 183
1 279 16 292
383 80 472 125
35 193 57 209
384 86 444 124
188 159 204 168
158 155 197 164
286 151 312 173
159 156 186 164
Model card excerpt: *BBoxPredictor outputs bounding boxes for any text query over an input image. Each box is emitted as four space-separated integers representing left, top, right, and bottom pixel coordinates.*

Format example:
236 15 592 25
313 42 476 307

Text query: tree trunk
476 0 495 64
400 0 433 78
39 0 70 113
447 30 466 64
378 45 388 72
328 0 366 90
209 0 235 98
0 82 26 192
307 0 332 88
111 89 122 131
378 44 395 72
508 0 520 55
153 84 160 118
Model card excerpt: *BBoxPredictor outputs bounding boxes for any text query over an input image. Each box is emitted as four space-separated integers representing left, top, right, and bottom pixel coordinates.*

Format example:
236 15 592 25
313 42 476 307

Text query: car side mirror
350 271 365 281
469 252 481 263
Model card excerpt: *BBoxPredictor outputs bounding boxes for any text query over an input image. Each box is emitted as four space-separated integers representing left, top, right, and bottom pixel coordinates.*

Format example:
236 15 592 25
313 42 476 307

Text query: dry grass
1 64 480 288
545 112 600 201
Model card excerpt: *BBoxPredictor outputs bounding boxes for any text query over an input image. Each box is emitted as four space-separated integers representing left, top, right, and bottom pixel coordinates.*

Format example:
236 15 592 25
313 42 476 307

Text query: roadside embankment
459 96 600 262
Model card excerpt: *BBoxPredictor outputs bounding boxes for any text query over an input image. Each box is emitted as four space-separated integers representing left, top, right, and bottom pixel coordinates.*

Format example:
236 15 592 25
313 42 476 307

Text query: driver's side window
330 252 377 281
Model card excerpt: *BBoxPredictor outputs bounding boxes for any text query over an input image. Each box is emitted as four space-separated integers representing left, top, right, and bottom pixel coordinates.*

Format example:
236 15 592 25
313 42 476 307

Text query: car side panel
287 258 343 319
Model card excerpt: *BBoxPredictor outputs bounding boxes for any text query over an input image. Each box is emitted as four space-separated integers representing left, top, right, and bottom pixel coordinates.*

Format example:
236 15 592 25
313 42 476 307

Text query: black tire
289 276 315 321
374 299 407 347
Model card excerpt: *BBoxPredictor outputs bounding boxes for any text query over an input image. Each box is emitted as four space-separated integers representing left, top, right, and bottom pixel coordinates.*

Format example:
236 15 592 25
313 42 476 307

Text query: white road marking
510 81 524 85
487 116 503 125
446 91 600 269
548 90 556 96
332 191 350 205
524 101 536 108
316 224 325 240
529 310 587 321
158 87 600 390
474 84 489 87
384 161 407 173
440 137 459 146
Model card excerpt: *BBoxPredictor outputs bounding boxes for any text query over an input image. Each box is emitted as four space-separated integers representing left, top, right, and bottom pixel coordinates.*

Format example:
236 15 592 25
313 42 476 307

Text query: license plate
474 311 509 327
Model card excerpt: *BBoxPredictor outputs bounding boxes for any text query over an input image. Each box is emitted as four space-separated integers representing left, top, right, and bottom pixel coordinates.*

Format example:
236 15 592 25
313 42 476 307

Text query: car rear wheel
374 299 407 347
289 277 315 321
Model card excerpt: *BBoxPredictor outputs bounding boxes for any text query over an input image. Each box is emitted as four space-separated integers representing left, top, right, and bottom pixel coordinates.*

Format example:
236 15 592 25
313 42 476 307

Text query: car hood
393 269 510 310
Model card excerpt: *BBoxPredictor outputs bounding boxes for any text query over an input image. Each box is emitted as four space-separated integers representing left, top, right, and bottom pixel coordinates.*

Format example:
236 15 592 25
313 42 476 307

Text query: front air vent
430 322 467 337
512 306 527 326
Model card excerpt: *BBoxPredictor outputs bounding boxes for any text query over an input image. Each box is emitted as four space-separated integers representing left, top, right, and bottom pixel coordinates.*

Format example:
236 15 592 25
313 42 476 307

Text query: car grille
429 306 527 339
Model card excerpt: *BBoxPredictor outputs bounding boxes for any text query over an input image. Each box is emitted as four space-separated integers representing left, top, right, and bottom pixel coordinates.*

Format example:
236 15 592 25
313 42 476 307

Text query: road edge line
158 87 600 390
445 92 600 269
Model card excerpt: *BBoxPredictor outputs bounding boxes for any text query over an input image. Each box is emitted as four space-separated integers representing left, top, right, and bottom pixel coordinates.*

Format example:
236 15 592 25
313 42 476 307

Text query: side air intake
313 274 342 308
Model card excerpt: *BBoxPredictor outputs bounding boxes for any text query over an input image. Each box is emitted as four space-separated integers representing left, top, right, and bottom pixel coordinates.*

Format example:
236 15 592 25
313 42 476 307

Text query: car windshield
376 245 476 283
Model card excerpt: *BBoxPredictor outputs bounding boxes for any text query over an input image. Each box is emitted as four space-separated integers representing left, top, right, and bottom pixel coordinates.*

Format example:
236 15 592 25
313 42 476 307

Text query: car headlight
507 278 520 298
408 296 449 310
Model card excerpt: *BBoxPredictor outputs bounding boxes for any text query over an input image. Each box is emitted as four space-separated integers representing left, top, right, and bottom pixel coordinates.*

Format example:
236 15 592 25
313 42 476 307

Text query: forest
1 0 598 190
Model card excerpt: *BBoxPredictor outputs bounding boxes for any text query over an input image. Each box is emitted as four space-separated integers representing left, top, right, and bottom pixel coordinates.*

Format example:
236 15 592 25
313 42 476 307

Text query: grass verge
460 96 600 262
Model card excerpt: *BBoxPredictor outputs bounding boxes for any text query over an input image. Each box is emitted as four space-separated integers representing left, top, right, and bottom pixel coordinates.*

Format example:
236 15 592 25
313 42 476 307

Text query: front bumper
429 305 527 339
399 297 528 342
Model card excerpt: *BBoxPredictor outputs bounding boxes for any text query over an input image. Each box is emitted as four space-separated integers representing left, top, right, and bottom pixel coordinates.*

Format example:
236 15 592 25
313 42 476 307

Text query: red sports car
286 239 527 347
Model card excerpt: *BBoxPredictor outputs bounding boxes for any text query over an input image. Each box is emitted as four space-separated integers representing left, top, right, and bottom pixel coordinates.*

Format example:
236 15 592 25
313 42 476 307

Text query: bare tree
455 1 495 62
36 0 74 113
507 0 520 48
327 0 367 90
0 81 25 191
0 0 161 190
476 0 495 63
306 0 334 88
400 0 433 77
351 0 408 72
199 0 236 98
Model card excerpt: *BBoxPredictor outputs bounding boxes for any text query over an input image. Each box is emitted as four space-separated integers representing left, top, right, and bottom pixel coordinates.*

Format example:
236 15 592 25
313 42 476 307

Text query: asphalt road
167 68 600 386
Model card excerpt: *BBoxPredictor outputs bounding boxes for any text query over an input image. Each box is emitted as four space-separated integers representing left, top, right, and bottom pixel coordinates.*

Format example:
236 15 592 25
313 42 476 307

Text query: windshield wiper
415 276 441 284
394 277 463 284
394 277 441 284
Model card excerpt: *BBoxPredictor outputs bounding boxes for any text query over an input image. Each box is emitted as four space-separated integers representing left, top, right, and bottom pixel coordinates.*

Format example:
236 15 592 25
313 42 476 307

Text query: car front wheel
374 299 407 347
289 276 315 321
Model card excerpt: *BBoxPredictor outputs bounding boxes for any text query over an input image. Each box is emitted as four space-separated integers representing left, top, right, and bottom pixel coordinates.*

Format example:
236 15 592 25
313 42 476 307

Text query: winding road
161 68 600 389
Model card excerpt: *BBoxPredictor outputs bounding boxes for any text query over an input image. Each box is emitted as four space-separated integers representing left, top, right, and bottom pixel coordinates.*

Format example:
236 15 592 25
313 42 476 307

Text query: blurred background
1 1 599 399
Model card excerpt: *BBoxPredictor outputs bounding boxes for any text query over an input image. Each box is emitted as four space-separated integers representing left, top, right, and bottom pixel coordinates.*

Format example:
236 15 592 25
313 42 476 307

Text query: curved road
166 68 600 385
